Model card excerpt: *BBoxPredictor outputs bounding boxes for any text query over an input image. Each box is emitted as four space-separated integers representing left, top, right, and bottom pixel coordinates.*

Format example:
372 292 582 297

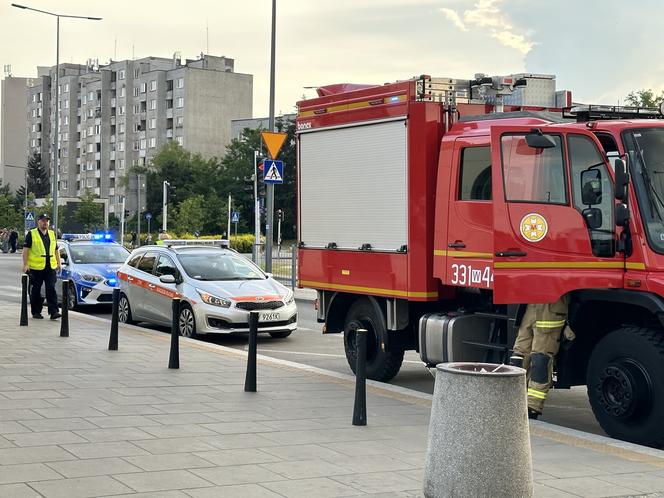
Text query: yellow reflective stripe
298 280 438 298
535 320 566 328
434 249 493 258
528 388 547 400
298 94 408 118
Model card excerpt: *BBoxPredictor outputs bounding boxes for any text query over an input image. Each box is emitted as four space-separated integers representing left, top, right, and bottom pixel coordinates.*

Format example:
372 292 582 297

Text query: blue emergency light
62 232 114 243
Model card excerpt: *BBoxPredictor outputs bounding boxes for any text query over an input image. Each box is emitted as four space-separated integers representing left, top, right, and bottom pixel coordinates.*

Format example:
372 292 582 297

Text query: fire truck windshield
623 127 664 253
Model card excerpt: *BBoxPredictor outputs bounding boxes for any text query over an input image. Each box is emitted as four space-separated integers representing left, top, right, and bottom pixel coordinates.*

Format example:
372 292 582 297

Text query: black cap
37 213 50 221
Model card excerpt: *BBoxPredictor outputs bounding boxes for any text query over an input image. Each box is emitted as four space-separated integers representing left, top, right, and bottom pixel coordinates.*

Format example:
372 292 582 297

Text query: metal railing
251 243 296 288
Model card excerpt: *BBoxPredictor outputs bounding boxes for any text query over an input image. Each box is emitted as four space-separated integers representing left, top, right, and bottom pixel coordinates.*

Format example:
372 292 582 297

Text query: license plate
261 313 280 321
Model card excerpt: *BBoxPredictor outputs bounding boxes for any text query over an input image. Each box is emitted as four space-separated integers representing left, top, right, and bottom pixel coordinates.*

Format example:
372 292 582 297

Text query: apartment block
16 53 252 215
1 75 32 190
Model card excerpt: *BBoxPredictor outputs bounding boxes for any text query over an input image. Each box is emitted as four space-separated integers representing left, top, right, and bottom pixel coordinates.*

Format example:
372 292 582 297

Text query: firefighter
509 295 570 419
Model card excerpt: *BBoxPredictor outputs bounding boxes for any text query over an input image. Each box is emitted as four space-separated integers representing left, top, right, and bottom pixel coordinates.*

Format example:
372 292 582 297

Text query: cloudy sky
1 0 663 121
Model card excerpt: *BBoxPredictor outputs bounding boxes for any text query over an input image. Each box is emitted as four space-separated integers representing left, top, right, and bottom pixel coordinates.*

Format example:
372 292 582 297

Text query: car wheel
178 304 197 338
117 293 135 325
269 331 292 339
67 282 77 310
343 298 404 382
587 326 664 448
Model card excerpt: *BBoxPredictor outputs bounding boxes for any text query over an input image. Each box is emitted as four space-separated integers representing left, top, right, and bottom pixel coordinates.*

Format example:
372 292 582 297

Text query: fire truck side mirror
616 203 630 227
582 208 603 230
525 130 556 149
614 158 629 202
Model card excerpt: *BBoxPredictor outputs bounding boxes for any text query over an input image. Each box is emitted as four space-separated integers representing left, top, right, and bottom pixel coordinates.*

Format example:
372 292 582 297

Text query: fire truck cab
296 74 664 448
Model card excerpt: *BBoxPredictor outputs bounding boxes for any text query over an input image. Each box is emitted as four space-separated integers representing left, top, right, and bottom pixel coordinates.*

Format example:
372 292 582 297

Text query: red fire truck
296 73 664 448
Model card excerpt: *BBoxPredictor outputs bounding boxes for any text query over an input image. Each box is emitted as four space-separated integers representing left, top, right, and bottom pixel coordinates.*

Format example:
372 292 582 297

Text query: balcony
166 129 173 138
110 151 116 160
111 98 116 107
110 116 116 125
110 135 116 143
94 187 100 195
109 187 115 195
76 174 80 180
139 149 146 158
95 170 101 178
166 108 173 119
77 124 81 132
95 152 101 160
109 170 115 178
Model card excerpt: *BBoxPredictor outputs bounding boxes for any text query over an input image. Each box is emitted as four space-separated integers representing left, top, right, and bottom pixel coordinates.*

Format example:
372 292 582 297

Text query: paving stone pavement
1 302 664 497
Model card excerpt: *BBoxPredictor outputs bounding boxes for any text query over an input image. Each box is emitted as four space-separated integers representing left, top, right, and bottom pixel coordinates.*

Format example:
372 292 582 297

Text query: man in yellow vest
22 213 62 320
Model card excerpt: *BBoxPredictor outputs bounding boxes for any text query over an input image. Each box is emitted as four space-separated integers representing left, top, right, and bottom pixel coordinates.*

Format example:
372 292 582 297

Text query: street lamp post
265 0 277 273
12 3 101 234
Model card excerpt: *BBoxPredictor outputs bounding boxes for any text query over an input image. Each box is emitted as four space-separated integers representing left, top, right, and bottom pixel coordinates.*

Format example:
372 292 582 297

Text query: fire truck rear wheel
587 326 664 448
343 299 404 382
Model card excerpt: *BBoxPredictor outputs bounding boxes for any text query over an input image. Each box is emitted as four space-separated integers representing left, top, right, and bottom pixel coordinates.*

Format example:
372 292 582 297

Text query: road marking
0 285 21 292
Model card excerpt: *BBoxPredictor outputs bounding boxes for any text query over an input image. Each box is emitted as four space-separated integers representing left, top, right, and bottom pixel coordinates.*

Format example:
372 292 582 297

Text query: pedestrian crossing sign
25 211 35 221
263 160 284 184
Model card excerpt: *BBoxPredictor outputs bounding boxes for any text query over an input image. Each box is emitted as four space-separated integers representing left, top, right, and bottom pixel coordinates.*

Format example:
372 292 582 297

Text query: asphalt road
0 252 604 436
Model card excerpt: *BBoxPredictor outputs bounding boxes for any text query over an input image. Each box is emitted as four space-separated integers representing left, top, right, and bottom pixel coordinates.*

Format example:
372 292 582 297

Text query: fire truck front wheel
587 327 664 448
343 299 404 382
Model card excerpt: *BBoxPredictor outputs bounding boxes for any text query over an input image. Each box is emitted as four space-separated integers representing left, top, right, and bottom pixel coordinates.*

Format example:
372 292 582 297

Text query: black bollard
20 273 28 326
108 288 120 350
168 297 180 369
352 328 368 426
244 311 259 392
59 281 69 337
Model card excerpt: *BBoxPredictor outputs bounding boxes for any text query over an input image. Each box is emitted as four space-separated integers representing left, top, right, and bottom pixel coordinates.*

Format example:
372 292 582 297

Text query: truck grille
235 301 284 311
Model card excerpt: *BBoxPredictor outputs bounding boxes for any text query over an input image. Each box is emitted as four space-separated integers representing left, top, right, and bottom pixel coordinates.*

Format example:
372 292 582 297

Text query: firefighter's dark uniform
511 295 569 416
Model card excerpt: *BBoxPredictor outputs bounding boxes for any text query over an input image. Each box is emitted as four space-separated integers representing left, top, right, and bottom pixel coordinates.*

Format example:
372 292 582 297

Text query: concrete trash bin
423 362 533 498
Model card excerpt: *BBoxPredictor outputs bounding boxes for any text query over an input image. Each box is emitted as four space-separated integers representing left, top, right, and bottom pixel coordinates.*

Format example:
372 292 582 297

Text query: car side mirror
265 272 273 278
581 169 603 205
159 274 176 284
582 208 603 229
525 130 557 149
614 158 629 202
616 203 630 227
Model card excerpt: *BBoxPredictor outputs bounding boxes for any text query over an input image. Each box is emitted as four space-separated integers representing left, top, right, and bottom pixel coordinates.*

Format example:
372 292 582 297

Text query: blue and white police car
56 233 130 309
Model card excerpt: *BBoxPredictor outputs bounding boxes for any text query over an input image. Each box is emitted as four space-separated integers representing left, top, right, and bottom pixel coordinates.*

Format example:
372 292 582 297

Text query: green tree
625 89 664 108
74 189 103 231
27 152 49 198
0 194 22 229
173 195 205 233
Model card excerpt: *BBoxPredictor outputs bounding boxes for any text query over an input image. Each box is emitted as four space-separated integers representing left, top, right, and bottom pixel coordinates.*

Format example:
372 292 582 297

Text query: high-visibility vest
27 228 57 270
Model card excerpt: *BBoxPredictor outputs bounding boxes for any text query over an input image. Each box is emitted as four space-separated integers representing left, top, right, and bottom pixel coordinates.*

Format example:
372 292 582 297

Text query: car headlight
283 291 294 305
80 274 104 283
197 289 231 308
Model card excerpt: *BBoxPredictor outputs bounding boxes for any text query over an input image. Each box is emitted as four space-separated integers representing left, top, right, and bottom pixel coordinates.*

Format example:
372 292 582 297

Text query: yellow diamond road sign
261 131 288 160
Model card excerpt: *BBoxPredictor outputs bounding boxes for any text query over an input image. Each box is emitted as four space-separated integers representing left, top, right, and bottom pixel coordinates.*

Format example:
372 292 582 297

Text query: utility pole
227 193 231 243
265 0 277 273
162 180 169 231
253 151 260 263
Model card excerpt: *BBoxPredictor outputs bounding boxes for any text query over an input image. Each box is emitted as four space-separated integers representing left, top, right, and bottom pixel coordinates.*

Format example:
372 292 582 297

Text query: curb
69 309 664 463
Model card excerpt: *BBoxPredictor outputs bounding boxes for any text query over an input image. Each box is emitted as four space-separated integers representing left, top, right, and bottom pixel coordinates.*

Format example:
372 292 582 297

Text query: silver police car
117 243 297 338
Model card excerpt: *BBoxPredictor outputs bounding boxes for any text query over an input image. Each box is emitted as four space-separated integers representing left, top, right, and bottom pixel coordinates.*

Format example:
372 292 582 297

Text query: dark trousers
9 239 17 253
29 268 59 316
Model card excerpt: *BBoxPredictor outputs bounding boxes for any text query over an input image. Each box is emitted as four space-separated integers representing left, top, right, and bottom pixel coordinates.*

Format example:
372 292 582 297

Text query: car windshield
69 244 129 264
177 251 265 281
623 127 664 254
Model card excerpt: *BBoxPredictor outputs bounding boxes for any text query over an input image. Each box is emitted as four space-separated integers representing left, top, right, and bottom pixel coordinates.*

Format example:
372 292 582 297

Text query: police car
57 233 130 309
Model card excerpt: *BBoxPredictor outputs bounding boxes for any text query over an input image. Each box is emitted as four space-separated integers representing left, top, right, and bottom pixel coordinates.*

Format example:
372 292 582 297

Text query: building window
140 82 147 93
86 178 94 187
61 180 68 189
175 116 184 127
88 125 93 136
62 132 68 142
150 80 157 91
140 139 146 150
149 99 157 110
176 97 184 108
118 105 125 115
133 104 140 114
82 95 87 105
64 115 69 125
134 67 140 78
176 77 184 89
87 143 94 153
64 100 69 109
149 137 156 148
88 91 94 101
119 87 125 98
118 141 125 152
81 129 86 139
64 83 69 93
119 122 125 134
31 94 36 103
149 118 156 129
175 136 183 146
119 159 125 169
87 108 95 118
95 124 101 135
118 69 126 80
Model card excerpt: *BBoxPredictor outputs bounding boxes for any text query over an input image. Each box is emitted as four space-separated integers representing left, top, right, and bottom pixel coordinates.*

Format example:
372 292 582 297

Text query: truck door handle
448 242 466 249
495 250 527 257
